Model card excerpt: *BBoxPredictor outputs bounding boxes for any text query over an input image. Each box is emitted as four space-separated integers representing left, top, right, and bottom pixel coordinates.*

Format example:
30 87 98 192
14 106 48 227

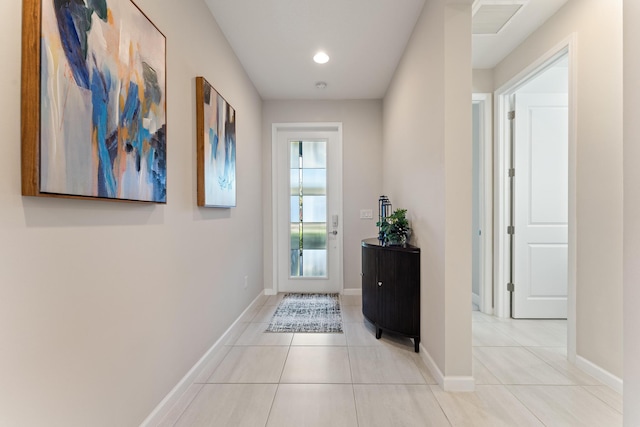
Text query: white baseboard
264 288 277 296
139 292 266 427
575 355 623 394
419 343 475 392
419 344 445 386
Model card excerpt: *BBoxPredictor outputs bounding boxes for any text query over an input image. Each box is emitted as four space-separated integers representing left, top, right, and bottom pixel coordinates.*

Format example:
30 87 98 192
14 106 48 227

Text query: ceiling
204 0 569 100
472 0 569 69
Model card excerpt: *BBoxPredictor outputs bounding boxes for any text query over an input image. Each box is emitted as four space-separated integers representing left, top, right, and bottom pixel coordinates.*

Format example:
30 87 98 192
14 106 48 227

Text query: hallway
158 295 622 426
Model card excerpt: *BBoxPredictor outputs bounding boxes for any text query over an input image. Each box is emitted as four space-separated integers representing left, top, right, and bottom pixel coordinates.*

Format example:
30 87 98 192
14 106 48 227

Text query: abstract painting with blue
196 77 236 207
40 0 166 202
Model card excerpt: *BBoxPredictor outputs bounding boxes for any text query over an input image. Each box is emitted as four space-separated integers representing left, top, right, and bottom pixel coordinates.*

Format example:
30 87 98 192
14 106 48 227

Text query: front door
275 125 343 293
512 93 568 318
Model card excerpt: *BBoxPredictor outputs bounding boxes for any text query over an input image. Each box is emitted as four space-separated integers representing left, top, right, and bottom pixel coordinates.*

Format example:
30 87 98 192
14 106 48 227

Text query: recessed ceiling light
313 52 330 64
315 81 327 89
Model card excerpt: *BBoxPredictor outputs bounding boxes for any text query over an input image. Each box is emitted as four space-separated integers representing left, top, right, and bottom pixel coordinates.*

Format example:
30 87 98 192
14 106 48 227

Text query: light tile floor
159 295 623 426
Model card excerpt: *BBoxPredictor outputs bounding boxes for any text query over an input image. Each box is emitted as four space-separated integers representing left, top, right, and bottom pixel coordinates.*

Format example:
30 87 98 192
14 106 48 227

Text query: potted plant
377 208 410 246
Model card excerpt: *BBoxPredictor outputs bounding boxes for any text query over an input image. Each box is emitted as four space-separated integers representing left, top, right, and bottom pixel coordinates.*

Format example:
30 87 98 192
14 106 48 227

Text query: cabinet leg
414 337 420 353
375 327 382 339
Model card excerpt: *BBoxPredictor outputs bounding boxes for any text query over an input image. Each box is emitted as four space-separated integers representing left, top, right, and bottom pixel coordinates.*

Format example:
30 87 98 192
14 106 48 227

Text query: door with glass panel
276 126 342 293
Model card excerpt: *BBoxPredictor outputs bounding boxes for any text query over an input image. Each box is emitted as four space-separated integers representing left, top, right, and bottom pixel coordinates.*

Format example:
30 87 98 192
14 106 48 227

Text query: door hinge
507 225 515 235
508 168 515 177
508 111 515 120
507 282 515 292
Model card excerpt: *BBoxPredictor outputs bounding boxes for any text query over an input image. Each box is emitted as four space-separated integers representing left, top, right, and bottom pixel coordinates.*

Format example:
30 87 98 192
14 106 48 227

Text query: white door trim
472 93 494 314
271 122 344 295
493 34 577 361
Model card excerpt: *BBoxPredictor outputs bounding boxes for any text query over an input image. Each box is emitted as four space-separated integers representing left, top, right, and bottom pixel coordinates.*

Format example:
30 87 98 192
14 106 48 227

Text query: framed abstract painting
196 77 237 208
21 0 167 203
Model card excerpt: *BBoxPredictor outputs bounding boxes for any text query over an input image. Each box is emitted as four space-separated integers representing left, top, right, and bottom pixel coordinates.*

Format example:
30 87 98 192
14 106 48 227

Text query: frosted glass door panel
290 249 328 277
290 170 300 195
301 141 326 168
302 196 326 223
289 139 328 278
289 223 327 250
302 169 326 195
302 250 327 276
289 170 326 195
302 223 327 249
289 196 328 223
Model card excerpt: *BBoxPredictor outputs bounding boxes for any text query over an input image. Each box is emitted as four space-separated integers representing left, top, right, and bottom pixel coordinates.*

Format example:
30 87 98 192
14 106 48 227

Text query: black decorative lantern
378 195 392 242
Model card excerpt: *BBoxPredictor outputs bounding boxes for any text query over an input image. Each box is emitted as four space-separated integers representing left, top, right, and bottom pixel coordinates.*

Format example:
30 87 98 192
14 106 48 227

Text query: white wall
383 0 473 382
472 69 494 93
493 0 623 379
623 1 640 424
0 0 263 425
262 100 383 293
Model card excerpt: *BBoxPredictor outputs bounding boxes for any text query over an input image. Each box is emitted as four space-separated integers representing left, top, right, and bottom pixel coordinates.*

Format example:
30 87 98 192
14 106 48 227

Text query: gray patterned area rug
266 293 343 333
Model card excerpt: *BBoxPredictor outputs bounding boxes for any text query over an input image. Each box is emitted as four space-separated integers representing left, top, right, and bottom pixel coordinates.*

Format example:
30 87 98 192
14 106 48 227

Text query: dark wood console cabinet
361 238 420 352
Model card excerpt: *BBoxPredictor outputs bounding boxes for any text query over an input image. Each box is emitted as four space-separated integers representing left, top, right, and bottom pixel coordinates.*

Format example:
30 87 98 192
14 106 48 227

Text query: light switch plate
360 209 373 219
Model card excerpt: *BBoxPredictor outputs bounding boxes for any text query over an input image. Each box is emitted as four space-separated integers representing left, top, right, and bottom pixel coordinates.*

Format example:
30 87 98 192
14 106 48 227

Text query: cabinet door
378 250 420 335
361 246 378 323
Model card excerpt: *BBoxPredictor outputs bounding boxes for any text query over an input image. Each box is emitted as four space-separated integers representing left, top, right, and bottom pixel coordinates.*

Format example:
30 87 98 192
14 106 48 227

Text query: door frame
494 34 577 361
472 93 494 314
271 122 344 295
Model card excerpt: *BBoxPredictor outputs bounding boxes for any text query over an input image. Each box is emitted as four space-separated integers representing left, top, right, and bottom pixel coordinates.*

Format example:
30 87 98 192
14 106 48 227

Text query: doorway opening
494 36 576 360
472 93 493 315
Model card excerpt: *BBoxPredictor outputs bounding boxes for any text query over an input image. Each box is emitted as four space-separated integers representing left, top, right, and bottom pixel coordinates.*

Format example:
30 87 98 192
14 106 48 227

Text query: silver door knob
331 230 338 235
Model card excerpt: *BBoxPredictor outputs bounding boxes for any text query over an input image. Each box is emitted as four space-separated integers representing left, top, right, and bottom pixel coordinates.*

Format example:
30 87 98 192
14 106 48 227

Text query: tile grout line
264 309 293 427
475 346 585 386
344 294 361 427
427 385 455 427
165 383 204 427
470 351 504 386
502 384 551 427
262 382 280 427
473 313 613 425
346 342 361 427
580 385 624 414
521 345 589 386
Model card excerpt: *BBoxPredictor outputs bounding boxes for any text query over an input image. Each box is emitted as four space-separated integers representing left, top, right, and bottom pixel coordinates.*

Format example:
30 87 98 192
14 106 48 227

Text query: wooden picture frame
196 77 237 208
21 0 167 203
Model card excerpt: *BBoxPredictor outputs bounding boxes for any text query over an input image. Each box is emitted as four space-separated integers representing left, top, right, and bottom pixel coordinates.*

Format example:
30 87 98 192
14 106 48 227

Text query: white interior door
513 93 568 318
275 125 343 293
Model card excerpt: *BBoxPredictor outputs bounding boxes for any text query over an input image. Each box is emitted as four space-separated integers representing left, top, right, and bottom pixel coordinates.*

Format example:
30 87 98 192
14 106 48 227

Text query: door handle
378 281 382 287
330 230 338 235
